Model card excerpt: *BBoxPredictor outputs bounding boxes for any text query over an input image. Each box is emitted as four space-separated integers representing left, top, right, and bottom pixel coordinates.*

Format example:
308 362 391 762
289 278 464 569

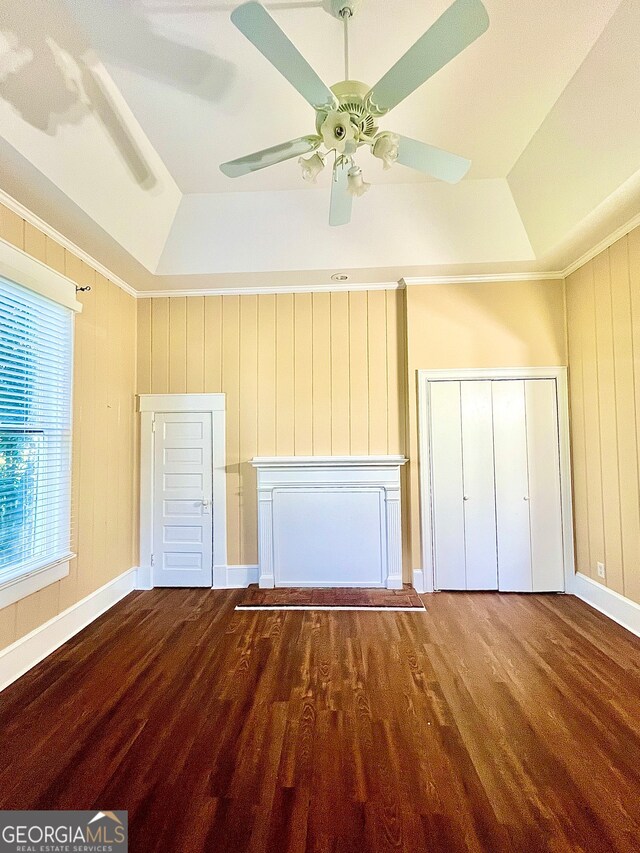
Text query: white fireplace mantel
251 456 407 589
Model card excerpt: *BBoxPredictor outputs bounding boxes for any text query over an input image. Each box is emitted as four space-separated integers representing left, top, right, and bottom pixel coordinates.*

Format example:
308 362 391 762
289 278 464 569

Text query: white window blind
0 276 73 584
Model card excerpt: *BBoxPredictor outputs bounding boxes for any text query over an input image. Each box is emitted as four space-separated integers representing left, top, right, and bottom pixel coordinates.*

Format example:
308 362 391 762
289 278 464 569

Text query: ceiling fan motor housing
316 80 379 139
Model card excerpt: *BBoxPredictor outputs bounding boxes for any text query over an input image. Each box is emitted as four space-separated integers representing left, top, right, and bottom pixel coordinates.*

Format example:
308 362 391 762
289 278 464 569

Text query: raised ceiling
0 0 639 293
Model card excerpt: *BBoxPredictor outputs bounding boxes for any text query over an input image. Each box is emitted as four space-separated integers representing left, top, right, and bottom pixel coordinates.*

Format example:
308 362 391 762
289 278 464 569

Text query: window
0 276 73 587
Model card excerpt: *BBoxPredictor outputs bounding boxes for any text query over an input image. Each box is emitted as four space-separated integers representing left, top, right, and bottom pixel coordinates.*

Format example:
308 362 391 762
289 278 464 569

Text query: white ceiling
0 0 639 292
103 0 622 193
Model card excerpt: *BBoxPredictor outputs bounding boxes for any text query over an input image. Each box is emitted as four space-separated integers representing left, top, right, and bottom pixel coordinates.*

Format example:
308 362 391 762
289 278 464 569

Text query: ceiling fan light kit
373 132 400 170
347 165 370 198
321 109 358 154
299 151 326 183
221 0 489 225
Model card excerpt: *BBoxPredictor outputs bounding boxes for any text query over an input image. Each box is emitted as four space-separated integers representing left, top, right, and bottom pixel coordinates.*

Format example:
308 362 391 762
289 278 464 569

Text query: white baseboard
135 565 153 590
225 565 259 589
571 572 640 638
413 569 435 593
138 565 260 591
0 567 137 693
213 564 227 588
412 569 426 594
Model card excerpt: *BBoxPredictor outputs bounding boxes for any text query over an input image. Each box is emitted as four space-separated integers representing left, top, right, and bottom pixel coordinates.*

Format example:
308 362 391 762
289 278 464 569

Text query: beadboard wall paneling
0 204 138 652
566 225 640 605
136 290 409 571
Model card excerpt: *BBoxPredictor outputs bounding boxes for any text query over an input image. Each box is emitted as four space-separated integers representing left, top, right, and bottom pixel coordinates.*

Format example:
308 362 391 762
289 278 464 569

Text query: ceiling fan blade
220 135 320 177
329 160 352 227
365 0 489 115
396 136 471 184
231 2 337 111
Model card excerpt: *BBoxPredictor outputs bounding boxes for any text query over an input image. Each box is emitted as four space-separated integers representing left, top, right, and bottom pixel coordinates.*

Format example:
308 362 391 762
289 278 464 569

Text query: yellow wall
1 189 637 646
0 204 138 652
137 291 409 570
137 282 568 578
403 280 568 572
566 225 640 605
0 198 572 643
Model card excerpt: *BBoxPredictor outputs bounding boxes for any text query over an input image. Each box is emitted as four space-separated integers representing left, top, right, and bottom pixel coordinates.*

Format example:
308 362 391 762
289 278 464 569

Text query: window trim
0 237 82 313
0 237 79 606
0 555 72 609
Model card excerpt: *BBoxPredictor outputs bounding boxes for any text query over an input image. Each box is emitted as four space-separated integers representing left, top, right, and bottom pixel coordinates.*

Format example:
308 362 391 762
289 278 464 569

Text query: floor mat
235 584 426 611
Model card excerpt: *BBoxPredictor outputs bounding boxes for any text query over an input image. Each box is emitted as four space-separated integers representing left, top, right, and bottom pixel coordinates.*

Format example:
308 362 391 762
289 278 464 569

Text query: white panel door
492 381 533 592
525 380 565 591
430 382 466 590
461 381 498 590
152 412 213 587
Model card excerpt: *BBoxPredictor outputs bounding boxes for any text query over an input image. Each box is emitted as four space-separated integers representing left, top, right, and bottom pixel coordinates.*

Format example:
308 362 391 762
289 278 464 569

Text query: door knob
524 496 530 501
463 496 470 501
202 499 211 510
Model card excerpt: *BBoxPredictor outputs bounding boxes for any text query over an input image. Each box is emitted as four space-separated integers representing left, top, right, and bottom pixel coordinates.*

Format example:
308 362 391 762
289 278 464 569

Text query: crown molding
561 209 640 279
0 188 138 298
3 186 639 297
137 281 404 298
402 272 564 286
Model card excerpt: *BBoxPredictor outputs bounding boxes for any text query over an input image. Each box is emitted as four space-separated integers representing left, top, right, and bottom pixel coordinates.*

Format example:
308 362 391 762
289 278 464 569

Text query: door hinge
152 419 156 433
150 554 155 567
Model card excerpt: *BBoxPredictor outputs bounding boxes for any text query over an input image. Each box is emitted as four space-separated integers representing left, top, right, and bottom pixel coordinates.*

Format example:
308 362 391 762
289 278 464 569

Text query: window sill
0 555 73 609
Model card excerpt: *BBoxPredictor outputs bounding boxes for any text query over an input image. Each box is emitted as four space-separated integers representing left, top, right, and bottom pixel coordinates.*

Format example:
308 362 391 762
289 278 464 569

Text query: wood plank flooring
0 590 639 852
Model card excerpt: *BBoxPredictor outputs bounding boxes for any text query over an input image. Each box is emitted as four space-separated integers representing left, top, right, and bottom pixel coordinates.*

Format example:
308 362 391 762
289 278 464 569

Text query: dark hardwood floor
1 590 639 852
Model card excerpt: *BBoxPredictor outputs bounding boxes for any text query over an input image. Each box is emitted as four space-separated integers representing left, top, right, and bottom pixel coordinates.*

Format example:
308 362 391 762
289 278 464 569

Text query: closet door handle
463 496 470 501
523 496 530 501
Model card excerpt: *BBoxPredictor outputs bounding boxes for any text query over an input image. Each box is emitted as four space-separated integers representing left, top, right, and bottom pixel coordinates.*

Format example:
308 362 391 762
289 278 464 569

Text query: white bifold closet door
461 381 499 590
430 381 498 591
430 381 467 590
492 380 564 592
430 379 564 592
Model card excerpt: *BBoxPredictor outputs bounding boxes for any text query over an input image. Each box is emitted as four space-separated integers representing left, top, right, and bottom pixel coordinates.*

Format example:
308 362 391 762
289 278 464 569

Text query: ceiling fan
220 0 489 226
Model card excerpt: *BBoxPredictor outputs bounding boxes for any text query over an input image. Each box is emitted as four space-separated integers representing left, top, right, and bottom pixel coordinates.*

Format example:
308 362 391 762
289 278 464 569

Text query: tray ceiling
0 0 638 292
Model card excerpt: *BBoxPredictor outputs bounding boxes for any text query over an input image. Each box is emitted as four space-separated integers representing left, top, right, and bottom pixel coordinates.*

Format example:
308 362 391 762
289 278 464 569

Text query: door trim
138 394 227 589
417 368 575 594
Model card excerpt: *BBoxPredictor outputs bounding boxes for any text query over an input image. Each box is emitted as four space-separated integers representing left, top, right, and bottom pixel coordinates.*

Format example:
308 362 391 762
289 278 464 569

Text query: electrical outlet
597 562 606 579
